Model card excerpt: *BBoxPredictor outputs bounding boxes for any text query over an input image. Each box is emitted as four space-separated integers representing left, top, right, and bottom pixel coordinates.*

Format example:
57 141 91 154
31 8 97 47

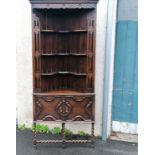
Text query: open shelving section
33 9 96 93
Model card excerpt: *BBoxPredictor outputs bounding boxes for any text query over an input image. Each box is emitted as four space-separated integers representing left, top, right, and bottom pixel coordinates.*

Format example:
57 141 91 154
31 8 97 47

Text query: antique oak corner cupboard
29 0 99 147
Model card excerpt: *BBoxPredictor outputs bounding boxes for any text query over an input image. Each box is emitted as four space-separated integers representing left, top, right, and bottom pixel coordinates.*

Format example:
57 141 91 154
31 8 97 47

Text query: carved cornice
29 0 99 4
29 0 99 9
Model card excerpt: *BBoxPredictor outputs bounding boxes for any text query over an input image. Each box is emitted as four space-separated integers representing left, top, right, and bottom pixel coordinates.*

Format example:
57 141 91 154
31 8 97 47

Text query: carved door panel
34 96 65 121
64 96 94 121
34 95 94 121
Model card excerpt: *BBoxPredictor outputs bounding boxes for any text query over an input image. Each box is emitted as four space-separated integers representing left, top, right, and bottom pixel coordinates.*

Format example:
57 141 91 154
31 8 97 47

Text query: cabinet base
32 121 95 148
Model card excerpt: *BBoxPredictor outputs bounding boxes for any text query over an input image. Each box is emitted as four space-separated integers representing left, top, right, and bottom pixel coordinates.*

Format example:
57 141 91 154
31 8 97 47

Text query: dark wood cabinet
29 0 99 147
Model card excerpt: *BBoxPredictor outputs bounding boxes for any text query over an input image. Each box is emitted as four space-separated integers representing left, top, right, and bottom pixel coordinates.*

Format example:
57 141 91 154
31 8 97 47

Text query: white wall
16 0 33 128
16 0 108 136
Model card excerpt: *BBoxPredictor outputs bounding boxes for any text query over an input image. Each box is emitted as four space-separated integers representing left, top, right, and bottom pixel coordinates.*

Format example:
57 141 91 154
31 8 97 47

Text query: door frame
102 0 118 141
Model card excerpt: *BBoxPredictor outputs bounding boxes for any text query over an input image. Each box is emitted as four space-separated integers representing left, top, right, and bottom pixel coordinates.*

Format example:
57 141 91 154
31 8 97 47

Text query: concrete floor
16 130 138 155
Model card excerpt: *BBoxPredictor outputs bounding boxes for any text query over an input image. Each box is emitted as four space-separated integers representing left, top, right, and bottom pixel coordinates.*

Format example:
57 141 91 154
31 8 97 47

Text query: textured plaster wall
16 0 108 136
16 0 33 127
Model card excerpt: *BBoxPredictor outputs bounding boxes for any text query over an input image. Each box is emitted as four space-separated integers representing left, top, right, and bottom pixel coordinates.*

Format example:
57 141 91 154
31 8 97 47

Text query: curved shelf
41 53 87 56
41 71 87 76
40 29 88 33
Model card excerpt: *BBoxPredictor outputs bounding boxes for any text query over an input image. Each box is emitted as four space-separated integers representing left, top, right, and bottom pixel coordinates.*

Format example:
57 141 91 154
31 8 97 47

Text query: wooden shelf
41 53 87 56
41 71 87 76
34 89 94 95
40 29 88 33
42 89 82 94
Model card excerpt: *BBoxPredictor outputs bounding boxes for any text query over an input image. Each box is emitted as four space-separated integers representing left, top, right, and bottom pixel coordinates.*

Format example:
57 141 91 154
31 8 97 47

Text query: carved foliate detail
42 115 57 121
86 14 95 91
33 14 41 92
66 96 88 102
72 115 86 121
56 100 72 117
41 96 57 102
35 99 43 119
85 101 93 116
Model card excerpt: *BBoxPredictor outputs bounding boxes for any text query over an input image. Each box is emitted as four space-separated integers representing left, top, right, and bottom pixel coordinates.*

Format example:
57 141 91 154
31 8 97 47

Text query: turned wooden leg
33 122 37 149
61 122 66 148
91 122 95 147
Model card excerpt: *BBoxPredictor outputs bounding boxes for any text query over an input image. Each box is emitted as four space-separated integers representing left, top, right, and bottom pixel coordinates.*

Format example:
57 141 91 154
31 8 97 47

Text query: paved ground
16 130 138 155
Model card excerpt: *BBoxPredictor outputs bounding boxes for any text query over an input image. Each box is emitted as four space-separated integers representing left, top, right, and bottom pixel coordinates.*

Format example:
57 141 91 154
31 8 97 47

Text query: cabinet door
34 96 64 121
64 96 94 121
34 95 94 121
